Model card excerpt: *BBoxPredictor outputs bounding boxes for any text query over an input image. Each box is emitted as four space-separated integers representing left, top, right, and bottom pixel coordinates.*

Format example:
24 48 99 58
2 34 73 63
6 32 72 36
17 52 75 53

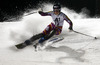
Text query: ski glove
69 26 73 30
38 11 43 14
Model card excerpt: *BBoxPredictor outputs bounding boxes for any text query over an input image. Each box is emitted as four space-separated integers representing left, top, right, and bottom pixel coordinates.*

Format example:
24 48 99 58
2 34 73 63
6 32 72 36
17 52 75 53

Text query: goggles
53 9 60 12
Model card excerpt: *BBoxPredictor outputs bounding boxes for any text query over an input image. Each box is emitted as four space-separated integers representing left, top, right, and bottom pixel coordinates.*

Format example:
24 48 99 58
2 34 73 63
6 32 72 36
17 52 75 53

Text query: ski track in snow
0 4 100 65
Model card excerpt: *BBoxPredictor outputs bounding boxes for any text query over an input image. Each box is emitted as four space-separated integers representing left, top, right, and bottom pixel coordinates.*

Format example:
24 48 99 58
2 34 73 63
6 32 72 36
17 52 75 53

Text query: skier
15 3 73 49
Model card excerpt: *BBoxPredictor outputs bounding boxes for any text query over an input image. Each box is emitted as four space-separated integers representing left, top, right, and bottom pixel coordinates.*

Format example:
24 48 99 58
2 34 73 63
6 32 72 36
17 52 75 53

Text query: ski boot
15 40 31 49
33 37 45 51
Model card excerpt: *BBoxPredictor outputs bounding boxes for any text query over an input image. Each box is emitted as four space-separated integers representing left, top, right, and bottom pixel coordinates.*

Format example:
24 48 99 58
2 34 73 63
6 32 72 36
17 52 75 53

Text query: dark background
0 0 100 22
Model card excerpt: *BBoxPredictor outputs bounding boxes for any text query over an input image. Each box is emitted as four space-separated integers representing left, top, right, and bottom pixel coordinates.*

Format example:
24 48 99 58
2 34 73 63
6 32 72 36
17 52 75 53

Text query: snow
0 4 100 65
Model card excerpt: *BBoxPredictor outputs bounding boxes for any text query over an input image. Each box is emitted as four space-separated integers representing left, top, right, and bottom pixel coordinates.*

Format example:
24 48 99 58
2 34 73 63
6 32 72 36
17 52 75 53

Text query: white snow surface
0 4 100 65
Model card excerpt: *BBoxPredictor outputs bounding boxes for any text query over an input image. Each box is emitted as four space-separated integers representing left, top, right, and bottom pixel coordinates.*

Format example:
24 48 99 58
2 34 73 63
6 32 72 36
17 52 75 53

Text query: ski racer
16 3 73 49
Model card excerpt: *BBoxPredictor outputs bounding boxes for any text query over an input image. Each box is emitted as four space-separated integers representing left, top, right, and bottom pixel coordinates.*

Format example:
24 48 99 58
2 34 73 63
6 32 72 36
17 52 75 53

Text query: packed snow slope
0 4 100 65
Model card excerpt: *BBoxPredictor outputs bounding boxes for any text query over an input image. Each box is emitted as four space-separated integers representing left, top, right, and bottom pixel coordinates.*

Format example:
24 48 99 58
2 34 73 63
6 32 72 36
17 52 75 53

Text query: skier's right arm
64 14 73 30
38 11 51 16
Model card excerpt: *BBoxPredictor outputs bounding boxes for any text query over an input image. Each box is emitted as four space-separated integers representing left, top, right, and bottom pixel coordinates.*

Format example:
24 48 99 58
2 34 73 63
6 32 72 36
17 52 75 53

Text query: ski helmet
53 3 61 12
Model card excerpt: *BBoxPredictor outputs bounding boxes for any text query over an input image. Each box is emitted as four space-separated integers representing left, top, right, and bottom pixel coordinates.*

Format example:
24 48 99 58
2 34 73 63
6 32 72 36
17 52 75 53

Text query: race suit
39 11 73 35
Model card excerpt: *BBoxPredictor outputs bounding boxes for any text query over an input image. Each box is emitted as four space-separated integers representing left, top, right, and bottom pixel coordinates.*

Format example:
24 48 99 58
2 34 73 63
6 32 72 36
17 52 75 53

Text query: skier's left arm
64 15 73 30
38 8 51 16
38 11 51 16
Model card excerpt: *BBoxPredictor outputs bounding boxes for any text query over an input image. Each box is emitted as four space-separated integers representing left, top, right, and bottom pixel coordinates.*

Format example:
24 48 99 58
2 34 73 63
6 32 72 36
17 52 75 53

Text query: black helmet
53 3 61 11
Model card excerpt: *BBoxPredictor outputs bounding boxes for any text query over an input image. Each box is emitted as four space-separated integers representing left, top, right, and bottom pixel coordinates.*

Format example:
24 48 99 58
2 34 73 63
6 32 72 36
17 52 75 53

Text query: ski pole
72 30 97 39
24 8 43 16
24 12 37 16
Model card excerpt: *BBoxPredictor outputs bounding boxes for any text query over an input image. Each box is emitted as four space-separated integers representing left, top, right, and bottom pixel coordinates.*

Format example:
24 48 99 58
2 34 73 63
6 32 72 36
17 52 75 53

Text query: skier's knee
24 40 31 45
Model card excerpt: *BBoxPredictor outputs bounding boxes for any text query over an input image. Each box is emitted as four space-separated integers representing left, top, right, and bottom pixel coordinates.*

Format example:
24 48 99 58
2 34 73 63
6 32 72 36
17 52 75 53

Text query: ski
34 37 64 51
